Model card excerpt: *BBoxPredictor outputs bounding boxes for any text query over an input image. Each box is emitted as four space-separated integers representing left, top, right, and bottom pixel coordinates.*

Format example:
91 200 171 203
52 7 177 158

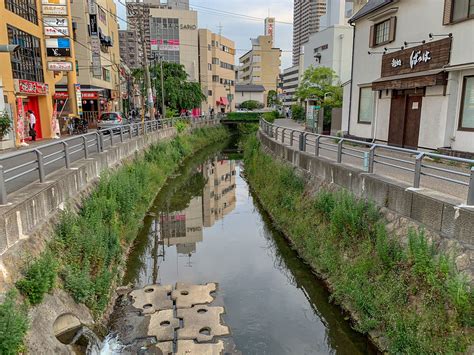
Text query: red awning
217 97 229 105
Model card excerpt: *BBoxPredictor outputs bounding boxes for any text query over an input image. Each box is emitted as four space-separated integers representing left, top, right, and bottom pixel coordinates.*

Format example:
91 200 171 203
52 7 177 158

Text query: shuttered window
369 17 396 48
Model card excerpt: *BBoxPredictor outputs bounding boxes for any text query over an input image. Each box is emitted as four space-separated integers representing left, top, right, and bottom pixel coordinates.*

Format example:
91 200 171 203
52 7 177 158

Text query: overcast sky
115 0 294 69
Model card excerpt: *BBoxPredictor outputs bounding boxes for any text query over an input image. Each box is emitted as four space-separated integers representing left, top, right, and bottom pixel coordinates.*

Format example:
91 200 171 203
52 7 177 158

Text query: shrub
174 120 188 133
262 110 280 123
16 251 58 305
226 112 260 121
0 111 12 140
0 290 28 355
291 104 305 121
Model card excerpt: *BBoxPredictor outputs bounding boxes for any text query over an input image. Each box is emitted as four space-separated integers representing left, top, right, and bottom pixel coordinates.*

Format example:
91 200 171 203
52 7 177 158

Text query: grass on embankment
243 135 473 354
0 126 229 354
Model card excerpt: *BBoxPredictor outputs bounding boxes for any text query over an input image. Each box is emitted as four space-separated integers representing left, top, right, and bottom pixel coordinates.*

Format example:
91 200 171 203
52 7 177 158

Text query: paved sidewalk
271 119 471 204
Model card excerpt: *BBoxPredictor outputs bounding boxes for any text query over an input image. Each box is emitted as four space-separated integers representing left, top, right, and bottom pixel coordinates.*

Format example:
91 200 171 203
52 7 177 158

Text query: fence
0 116 217 204
260 119 474 205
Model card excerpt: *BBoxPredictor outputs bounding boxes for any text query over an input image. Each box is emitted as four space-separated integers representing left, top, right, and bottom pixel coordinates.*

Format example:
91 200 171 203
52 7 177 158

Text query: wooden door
403 95 422 149
388 94 406 147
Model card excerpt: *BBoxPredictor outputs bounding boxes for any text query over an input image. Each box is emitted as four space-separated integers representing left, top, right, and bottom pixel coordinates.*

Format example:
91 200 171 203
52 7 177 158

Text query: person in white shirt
28 110 37 141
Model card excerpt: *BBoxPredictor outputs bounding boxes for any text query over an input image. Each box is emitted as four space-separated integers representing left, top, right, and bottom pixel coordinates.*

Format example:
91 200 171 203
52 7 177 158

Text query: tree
239 100 263 110
267 90 281 107
149 62 206 114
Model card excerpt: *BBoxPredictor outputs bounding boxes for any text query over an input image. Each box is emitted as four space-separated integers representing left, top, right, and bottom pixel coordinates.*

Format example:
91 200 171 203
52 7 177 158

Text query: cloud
115 0 294 69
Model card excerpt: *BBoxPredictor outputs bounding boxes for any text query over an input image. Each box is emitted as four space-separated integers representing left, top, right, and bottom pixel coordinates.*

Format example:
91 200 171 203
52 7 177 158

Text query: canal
107 143 374 354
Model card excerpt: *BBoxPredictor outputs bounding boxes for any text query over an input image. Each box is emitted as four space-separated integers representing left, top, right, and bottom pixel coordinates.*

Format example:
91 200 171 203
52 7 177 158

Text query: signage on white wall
47 61 73 71
42 5 67 15
44 26 69 37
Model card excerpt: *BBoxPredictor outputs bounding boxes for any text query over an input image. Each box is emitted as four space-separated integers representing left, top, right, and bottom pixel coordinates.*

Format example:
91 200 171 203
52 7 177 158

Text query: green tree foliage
291 104 305 121
239 100 264 111
133 63 206 114
266 90 280 107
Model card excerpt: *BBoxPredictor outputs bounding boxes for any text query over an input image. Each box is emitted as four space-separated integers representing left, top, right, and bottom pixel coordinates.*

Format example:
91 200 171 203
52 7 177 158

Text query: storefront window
459 76 474 130
8 25 44 83
5 0 38 24
358 87 374 124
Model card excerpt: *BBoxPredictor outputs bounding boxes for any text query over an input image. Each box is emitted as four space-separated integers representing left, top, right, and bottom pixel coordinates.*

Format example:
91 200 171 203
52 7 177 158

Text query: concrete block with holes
176 305 230 342
147 309 180 342
130 284 173 314
176 340 225 355
171 282 217 309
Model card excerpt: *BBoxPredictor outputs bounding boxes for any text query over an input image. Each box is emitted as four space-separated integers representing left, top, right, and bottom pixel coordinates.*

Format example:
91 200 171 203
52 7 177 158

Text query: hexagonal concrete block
176 340 224 355
177 305 230 343
172 282 217 309
130 284 173 314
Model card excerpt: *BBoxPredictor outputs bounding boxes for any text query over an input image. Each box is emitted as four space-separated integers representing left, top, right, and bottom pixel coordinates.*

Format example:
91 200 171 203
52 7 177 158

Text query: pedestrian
28 110 37 141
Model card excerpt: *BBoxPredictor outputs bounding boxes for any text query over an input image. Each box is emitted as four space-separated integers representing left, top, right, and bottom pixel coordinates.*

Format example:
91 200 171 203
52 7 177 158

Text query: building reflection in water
153 157 236 269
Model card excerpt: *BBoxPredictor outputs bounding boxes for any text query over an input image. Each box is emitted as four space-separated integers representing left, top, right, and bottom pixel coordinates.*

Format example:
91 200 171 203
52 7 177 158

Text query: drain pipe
347 21 356 136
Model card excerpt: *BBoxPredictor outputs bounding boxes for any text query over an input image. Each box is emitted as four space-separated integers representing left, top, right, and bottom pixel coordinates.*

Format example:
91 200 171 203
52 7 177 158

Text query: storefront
370 38 452 149
14 79 49 141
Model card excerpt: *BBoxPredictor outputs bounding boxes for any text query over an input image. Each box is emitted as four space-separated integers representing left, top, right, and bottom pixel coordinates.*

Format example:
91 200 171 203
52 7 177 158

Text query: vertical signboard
89 0 101 78
75 84 83 116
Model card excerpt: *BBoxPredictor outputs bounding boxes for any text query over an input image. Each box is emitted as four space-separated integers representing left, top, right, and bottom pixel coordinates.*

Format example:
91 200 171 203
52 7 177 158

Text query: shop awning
217 97 229 105
372 69 448 91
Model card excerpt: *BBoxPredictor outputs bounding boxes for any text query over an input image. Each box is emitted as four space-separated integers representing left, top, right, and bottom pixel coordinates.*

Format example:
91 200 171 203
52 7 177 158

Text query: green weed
0 290 28 355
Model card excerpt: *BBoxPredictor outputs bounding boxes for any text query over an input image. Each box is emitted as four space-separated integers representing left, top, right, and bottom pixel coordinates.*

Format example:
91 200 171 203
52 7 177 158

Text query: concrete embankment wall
0 124 212 291
258 131 474 282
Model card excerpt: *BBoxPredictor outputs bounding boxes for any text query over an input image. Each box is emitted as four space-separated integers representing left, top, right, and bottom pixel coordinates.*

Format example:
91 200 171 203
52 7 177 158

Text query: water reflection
121 152 374 354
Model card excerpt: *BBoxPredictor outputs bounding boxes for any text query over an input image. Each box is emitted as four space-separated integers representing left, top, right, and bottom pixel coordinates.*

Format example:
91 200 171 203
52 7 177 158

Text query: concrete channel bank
258 130 474 283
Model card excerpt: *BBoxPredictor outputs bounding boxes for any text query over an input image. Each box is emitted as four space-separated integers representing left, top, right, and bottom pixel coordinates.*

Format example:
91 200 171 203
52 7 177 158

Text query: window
358 87 374 124
370 17 396 47
459 76 474 130
212 57 220 65
208 63 212 70
102 68 110 82
8 25 43 82
212 75 219 82
208 90 212 96
5 0 38 24
452 0 474 22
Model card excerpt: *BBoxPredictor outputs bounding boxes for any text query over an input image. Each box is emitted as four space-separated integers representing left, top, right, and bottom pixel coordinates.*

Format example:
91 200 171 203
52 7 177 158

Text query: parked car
97 112 128 131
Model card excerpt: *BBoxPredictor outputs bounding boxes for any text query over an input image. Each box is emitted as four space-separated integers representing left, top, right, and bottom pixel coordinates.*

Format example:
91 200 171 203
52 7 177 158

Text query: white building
235 84 265 107
344 0 474 154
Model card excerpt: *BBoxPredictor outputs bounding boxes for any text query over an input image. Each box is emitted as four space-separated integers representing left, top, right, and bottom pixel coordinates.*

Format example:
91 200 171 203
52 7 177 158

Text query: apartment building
119 29 143 69
56 0 121 127
281 66 301 108
292 0 327 66
238 35 281 105
126 2 199 81
345 0 474 154
198 29 236 113
0 0 78 146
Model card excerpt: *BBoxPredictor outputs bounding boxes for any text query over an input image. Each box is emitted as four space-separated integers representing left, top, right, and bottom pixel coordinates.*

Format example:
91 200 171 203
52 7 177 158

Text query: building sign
82 92 98 99
150 39 158 51
48 61 73 71
46 38 71 57
156 39 179 51
179 24 196 30
53 91 69 99
42 5 67 15
42 0 66 5
90 14 98 36
44 25 69 37
88 0 97 14
44 17 67 27
14 79 49 95
75 84 83 116
381 38 452 77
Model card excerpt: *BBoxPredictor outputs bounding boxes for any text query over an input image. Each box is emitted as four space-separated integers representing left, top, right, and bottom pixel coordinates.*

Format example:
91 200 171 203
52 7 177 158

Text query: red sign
82 92 98 99
15 79 49 95
53 91 69 99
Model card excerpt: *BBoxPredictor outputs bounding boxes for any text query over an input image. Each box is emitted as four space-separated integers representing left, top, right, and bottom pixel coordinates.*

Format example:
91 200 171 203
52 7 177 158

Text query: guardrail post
109 129 113 146
468 167 474 206
337 139 344 163
62 142 71 169
368 145 376 173
414 152 424 188
35 149 45 182
315 135 321 156
289 130 294 146
129 124 133 139
281 129 285 143
82 136 89 159
96 132 102 152
120 126 124 142
0 165 6 205
299 132 304 151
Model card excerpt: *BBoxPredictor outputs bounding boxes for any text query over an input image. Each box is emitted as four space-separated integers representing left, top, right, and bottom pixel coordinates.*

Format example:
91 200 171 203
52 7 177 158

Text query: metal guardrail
0 115 218 205
260 119 474 205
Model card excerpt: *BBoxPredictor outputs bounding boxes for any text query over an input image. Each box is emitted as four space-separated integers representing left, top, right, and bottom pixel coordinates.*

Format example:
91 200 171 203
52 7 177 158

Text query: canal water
107 144 374 354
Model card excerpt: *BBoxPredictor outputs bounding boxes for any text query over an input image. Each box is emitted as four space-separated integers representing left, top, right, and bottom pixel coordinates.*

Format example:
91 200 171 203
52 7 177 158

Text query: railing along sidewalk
259 119 474 206
0 115 218 205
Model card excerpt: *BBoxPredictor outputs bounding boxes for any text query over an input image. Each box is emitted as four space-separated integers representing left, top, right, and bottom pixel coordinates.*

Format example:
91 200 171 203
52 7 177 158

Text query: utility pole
160 55 166 118
137 0 154 121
